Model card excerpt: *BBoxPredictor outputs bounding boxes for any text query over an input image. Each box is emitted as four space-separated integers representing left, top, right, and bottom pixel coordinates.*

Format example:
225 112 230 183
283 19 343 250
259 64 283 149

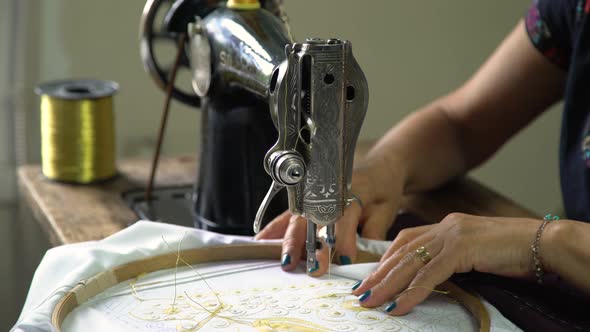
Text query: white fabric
11 220 520 331
61 261 516 332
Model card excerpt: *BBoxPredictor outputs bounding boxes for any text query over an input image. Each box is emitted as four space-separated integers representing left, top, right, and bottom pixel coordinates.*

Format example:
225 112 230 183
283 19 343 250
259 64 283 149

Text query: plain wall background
29 0 562 213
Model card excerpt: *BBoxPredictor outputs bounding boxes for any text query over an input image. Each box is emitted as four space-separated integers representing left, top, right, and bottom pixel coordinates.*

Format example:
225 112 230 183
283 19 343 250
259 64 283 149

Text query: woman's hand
351 213 542 315
255 156 405 275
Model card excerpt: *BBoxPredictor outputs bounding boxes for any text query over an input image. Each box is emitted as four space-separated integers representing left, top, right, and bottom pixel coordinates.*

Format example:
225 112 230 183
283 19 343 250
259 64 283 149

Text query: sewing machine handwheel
140 0 208 107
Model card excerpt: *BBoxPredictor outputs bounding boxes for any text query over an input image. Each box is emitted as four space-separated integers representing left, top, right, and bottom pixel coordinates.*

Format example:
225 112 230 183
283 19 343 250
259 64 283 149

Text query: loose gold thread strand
330 246 337 262
192 306 225 330
161 234 266 330
90 262 279 308
181 276 334 330
129 233 189 305
390 317 421 332
328 245 337 280
127 262 268 290
128 290 231 327
393 286 450 301
130 278 147 301
129 239 285 331
161 232 185 308
183 291 253 327
164 233 231 328
172 233 187 309
129 277 172 302
92 262 278 304
160 235 223 306
128 233 450 331
182 290 218 313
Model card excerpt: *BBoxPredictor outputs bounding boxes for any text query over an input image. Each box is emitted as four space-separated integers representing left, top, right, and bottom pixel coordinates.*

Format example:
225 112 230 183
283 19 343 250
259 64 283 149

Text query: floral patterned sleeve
525 0 585 69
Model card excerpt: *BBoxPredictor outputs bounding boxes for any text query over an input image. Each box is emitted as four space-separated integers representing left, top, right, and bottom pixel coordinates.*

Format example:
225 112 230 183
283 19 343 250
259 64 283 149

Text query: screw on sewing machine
267 151 306 186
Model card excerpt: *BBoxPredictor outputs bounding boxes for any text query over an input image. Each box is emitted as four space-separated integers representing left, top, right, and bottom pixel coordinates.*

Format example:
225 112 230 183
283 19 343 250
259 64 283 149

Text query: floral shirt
526 0 590 220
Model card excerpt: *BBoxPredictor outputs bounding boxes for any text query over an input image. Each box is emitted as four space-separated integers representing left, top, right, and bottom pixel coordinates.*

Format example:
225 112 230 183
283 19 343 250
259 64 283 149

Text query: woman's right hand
255 155 405 276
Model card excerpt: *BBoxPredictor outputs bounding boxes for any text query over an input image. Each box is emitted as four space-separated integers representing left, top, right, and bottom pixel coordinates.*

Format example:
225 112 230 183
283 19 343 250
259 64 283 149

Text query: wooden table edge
18 155 539 246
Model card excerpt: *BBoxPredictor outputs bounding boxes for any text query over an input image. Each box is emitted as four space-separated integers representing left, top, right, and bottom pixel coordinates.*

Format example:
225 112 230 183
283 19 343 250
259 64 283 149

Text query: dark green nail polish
281 253 291 266
339 255 352 265
308 260 319 273
358 290 371 302
351 280 362 290
385 302 397 313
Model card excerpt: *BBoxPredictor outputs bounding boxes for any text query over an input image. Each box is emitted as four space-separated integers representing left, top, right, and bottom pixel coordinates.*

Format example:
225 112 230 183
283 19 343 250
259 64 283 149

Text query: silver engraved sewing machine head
140 0 367 270
254 38 368 271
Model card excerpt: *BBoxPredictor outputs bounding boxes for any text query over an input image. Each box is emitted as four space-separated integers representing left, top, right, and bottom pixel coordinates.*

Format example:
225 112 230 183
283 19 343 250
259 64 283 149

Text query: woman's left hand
351 213 543 315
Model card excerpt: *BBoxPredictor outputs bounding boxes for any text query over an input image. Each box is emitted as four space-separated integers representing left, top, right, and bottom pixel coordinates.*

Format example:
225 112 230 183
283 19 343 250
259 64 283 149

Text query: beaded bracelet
531 213 559 284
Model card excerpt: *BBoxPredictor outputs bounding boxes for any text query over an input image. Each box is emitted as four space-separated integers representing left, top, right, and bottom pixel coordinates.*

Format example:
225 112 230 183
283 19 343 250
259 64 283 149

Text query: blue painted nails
358 290 371 302
351 280 362 291
308 260 319 273
281 253 291 266
339 256 352 265
385 302 397 313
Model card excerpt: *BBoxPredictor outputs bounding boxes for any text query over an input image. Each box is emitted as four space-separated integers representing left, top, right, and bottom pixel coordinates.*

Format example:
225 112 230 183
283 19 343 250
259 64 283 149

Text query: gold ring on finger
346 194 363 209
415 246 432 264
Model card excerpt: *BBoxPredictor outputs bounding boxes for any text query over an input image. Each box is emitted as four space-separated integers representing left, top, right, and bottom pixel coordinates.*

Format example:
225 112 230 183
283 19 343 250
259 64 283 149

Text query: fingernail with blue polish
351 280 362 291
339 255 352 265
308 260 319 273
385 302 397 313
281 253 291 266
358 290 371 302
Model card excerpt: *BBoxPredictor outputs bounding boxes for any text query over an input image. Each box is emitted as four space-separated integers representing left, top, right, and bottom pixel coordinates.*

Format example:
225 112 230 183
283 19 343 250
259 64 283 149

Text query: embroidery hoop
51 243 491 331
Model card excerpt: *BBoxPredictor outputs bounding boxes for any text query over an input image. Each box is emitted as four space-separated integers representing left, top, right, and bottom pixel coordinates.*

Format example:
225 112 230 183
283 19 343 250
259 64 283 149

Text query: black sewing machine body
189 5 294 234
137 0 293 234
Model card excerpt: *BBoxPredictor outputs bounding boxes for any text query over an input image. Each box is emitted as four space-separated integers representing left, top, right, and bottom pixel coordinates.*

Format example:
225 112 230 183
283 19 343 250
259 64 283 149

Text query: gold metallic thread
40 95 116 183
227 0 260 10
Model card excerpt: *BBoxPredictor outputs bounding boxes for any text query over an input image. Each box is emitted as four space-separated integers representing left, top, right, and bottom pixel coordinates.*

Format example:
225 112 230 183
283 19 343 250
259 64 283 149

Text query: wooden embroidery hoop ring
51 243 491 332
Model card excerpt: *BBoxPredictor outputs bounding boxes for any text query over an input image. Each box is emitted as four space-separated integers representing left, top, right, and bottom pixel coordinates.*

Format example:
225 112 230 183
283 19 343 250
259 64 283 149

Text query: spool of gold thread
35 79 119 184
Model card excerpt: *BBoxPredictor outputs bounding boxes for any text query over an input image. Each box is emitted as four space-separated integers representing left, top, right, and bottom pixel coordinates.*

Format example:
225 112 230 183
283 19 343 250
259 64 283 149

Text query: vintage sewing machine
136 0 368 271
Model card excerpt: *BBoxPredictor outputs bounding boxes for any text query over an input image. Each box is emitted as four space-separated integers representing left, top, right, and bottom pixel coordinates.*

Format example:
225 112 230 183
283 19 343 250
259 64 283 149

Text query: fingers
356 240 443 308
380 225 432 263
334 202 363 265
387 250 454 315
280 214 307 271
352 231 434 296
254 210 291 240
360 203 397 240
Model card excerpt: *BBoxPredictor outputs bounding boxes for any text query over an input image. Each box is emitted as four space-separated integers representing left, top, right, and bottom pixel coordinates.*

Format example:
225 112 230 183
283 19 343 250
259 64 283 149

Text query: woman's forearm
544 220 590 294
365 99 470 194
364 21 565 195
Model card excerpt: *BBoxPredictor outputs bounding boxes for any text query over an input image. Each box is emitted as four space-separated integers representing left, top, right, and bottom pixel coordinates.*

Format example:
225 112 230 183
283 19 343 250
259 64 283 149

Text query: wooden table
18 145 538 246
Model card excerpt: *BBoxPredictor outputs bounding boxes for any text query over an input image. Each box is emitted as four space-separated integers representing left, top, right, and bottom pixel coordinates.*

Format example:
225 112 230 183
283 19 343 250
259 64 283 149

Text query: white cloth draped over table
11 221 520 332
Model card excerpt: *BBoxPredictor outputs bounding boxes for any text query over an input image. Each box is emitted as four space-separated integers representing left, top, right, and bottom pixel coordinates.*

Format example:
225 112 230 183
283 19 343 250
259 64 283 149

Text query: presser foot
306 250 319 273
306 220 321 273
306 222 338 273
325 224 336 251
